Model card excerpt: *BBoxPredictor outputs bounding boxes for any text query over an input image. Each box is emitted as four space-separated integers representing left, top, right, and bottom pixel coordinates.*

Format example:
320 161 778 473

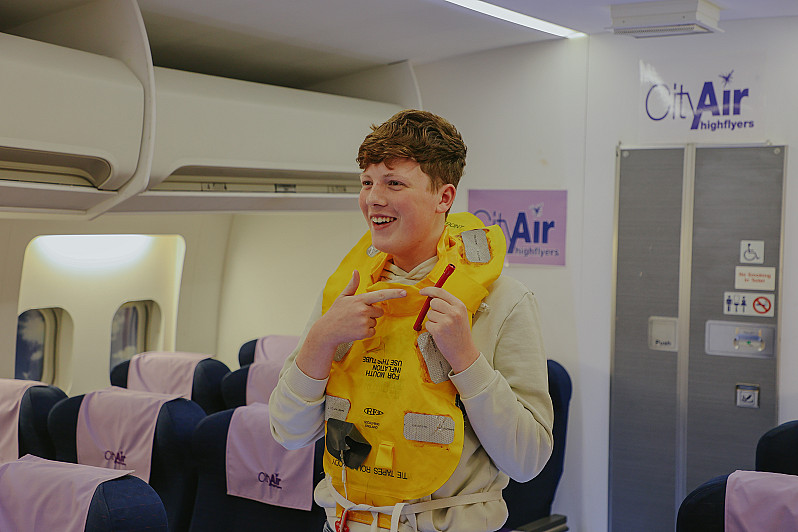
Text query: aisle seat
188 408 326 531
48 391 205 532
677 420 798 531
0 454 168 532
222 336 298 409
1 379 67 463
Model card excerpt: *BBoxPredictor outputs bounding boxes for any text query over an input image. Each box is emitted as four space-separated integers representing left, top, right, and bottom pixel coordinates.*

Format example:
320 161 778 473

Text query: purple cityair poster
468 189 567 266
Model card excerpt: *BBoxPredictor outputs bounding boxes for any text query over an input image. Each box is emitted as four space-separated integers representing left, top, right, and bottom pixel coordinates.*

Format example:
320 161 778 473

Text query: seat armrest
515 514 568 532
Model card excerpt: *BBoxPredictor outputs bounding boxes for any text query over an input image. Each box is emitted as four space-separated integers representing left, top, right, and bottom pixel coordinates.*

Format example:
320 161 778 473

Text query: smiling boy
270 110 553 532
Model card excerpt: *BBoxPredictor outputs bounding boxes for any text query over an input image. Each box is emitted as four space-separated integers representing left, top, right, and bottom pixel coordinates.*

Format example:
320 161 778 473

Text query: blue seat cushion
756 420 798 475
676 474 727 532
85 475 168 532
238 339 258 367
502 359 572 528
220 365 250 410
19 384 67 460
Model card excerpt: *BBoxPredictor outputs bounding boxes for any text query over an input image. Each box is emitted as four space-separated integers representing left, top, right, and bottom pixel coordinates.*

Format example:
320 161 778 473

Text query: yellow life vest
321 212 505 527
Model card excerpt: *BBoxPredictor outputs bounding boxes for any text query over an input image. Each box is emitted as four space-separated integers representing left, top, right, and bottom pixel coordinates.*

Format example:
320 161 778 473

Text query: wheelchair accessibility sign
723 291 774 317
740 240 765 264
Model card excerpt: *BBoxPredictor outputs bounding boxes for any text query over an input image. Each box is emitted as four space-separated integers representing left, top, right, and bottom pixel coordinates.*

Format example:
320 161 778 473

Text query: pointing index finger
361 288 407 304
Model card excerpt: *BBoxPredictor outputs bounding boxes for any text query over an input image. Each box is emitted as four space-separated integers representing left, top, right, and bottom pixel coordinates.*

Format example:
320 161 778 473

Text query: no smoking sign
723 291 775 318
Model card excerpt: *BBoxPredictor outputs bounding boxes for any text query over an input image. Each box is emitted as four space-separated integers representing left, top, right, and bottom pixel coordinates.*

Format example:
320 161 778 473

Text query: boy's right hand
323 270 407 343
296 270 406 379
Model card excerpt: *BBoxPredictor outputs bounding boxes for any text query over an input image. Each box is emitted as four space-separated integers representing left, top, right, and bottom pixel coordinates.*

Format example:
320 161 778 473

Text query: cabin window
110 300 155 370
15 308 59 383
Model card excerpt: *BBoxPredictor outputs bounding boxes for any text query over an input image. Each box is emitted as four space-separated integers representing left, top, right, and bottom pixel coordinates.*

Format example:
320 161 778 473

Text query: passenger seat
48 391 205 532
111 351 230 414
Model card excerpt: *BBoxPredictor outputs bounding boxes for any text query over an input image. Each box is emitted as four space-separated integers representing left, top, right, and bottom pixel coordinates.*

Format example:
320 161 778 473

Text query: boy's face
359 158 455 272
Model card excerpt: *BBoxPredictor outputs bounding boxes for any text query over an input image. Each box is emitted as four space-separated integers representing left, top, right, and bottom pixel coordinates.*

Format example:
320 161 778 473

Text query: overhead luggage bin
111 67 402 213
0 32 144 213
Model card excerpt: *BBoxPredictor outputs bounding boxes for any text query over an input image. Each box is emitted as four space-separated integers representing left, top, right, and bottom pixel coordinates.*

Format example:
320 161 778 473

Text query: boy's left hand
417 286 480 374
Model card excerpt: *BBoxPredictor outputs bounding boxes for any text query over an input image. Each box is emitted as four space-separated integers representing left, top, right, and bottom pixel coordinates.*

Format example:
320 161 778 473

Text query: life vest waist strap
325 475 502 532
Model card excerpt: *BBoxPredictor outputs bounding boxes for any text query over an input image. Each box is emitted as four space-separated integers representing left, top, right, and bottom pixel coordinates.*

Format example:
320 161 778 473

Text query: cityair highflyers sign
468 189 566 266
639 58 764 143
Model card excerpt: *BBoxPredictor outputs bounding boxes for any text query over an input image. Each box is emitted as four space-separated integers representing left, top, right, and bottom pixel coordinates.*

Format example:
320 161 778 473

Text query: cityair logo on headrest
644 70 755 133
258 471 283 488
104 450 127 468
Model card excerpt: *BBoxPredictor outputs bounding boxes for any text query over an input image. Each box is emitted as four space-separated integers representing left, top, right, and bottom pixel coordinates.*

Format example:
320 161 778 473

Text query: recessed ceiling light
443 0 586 39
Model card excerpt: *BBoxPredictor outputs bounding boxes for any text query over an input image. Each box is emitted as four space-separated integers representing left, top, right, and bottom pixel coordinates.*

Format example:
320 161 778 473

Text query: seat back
18 384 67 460
223 337 298 409
191 359 231 414
502 359 572 529
110 357 230 414
109 361 129 388
189 409 326 531
237 335 299 368
48 394 205 532
677 419 798 531
756 420 798 475
221 365 250 410
0 455 168 532
238 339 257 367
85 475 169 532
676 474 727 532
223 358 286 409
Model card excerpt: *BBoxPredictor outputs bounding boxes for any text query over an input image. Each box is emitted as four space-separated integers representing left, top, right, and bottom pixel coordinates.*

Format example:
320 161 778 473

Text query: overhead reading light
610 0 722 38
443 0 586 39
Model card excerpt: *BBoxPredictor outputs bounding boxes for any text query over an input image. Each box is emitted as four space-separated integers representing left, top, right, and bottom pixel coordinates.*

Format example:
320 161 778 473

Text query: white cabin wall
215 211 365 369
0 213 231 395
171 215 234 355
